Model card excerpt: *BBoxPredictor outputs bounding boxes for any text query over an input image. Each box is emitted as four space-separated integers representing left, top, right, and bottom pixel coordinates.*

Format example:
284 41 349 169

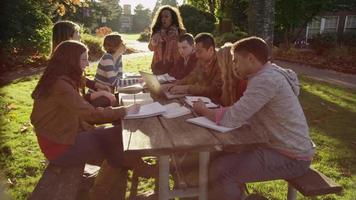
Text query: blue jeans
50 126 124 168
208 147 311 200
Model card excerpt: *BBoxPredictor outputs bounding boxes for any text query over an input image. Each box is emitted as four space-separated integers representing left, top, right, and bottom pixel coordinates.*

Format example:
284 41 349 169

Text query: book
186 117 237 133
125 102 166 119
117 83 143 94
157 73 176 83
121 93 153 106
185 96 218 108
162 102 191 119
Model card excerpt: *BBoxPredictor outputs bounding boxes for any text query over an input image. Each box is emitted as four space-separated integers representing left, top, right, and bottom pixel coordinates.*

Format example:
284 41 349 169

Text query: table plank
122 116 174 156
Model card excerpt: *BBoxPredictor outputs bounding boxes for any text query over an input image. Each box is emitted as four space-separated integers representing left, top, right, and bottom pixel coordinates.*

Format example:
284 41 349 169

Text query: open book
121 93 153 106
162 102 191 119
125 102 166 119
185 96 218 108
186 117 237 133
157 73 176 83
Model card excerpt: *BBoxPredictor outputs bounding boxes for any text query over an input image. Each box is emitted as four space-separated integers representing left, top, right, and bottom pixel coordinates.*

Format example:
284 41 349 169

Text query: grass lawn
0 54 355 199
119 33 141 42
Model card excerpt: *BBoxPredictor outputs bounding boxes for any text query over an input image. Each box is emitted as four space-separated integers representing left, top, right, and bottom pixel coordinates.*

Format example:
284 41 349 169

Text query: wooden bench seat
286 168 342 200
29 163 85 200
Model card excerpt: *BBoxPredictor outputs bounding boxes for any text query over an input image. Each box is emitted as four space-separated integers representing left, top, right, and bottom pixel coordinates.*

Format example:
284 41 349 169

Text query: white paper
121 93 153 106
162 102 191 119
185 96 218 108
125 102 166 119
157 73 176 83
186 117 237 133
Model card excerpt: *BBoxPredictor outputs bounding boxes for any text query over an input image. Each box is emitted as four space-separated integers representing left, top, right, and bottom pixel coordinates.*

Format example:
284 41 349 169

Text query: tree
248 0 275 51
99 0 122 31
133 4 152 32
274 0 356 48
152 0 178 17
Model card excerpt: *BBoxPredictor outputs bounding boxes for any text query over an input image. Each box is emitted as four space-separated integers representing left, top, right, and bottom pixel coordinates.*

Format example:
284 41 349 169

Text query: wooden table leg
199 152 210 200
159 155 170 200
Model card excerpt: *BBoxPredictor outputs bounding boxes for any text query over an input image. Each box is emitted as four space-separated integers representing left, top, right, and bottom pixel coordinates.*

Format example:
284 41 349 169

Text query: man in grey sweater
193 36 315 200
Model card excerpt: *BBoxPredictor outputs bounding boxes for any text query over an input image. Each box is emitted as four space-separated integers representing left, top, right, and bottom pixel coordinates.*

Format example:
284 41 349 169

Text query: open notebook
162 102 191 119
186 117 237 133
125 102 166 119
185 96 218 108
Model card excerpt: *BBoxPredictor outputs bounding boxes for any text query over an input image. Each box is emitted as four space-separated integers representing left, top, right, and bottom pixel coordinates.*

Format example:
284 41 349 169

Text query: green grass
119 33 141 42
0 55 355 199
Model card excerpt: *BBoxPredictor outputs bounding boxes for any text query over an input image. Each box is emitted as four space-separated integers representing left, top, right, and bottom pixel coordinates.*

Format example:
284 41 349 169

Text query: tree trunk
248 0 275 57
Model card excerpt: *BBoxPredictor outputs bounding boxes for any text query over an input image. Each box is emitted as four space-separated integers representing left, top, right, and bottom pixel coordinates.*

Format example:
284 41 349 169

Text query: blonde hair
218 43 240 106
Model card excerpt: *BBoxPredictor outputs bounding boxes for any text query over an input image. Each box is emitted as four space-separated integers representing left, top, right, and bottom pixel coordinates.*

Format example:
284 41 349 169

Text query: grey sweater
220 62 315 160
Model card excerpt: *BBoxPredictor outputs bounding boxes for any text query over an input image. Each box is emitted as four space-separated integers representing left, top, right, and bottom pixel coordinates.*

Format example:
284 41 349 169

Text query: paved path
275 60 356 90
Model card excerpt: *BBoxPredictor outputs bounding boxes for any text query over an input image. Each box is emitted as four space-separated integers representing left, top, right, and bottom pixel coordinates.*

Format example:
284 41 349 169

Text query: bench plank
29 164 85 200
287 168 342 196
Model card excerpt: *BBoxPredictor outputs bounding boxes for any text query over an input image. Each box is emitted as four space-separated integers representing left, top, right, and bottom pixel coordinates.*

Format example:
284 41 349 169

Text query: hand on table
91 90 117 106
192 99 208 116
125 104 140 115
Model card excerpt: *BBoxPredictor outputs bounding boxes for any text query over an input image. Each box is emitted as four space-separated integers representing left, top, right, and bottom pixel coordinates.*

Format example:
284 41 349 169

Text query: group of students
30 5 315 200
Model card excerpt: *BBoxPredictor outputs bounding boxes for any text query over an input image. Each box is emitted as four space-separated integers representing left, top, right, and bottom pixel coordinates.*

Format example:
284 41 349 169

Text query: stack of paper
157 73 176 83
186 117 237 133
162 102 191 119
185 96 218 108
121 93 153 106
125 102 166 119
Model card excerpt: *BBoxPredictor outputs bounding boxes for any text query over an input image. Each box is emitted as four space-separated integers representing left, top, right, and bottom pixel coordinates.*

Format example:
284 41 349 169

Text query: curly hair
32 40 88 99
151 5 185 35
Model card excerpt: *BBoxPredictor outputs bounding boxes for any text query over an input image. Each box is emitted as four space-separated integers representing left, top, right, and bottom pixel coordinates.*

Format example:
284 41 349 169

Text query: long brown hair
151 5 185 35
52 20 80 54
32 40 88 99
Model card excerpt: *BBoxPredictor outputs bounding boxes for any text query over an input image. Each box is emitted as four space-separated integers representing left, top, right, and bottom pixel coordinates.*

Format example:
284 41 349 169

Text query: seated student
30 40 140 199
167 33 223 103
193 37 315 200
217 43 247 106
52 20 115 107
94 32 141 93
167 33 197 80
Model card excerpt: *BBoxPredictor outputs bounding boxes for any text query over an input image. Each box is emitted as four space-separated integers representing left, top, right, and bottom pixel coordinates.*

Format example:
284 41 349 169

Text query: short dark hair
232 36 269 64
103 32 123 54
178 33 194 45
195 33 215 50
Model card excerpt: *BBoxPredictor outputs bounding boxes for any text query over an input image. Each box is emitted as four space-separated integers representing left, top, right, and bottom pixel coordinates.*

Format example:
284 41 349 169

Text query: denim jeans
208 147 311 200
50 126 124 168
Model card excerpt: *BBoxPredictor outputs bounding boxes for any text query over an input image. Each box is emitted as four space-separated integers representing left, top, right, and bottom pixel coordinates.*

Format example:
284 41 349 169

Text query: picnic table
121 94 268 200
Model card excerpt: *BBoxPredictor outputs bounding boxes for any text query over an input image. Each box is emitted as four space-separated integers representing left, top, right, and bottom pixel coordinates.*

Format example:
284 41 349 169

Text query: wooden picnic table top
122 93 268 156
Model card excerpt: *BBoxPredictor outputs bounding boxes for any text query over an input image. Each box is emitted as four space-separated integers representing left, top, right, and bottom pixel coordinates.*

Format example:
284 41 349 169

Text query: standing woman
149 5 186 75
52 20 115 107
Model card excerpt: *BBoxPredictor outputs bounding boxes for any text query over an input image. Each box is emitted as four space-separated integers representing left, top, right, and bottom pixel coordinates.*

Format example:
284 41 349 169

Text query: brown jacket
168 53 198 80
176 54 222 103
30 76 126 145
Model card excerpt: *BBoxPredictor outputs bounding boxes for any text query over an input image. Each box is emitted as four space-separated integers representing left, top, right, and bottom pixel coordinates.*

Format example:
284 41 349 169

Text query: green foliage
309 33 337 55
81 34 104 61
0 0 52 55
133 4 152 32
138 30 151 42
215 31 248 46
179 4 216 36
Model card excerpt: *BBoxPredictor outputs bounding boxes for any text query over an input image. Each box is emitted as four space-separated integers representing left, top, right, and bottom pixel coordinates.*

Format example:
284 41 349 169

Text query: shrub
179 4 216 36
341 32 356 47
309 33 337 55
138 29 151 42
81 34 104 61
215 31 248 47
95 26 113 37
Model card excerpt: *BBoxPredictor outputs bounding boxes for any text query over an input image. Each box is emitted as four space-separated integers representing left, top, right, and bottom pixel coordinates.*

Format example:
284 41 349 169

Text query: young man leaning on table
164 32 223 103
192 36 315 200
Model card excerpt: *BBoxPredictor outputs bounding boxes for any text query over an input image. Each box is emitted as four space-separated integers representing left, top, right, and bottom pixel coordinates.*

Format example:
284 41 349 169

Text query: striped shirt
94 53 141 91
219 63 315 160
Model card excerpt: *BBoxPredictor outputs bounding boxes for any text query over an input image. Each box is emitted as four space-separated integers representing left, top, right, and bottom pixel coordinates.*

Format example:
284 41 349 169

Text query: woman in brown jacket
31 40 139 168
